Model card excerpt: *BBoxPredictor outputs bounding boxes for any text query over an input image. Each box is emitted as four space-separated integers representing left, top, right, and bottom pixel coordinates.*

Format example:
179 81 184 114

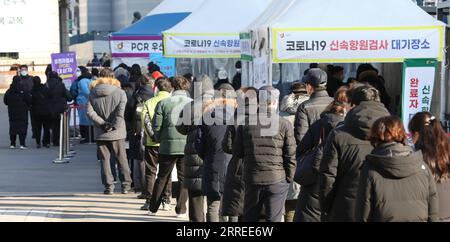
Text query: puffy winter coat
319 101 390 222
355 142 438 222
294 89 333 144
152 90 192 155
197 98 236 199
87 78 127 141
4 84 31 135
176 100 204 192
234 112 297 185
295 112 344 222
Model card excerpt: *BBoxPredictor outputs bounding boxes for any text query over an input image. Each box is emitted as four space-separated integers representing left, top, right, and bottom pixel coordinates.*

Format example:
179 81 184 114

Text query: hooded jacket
142 91 171 147
319 101 390 222
87 78 127 141
197 98 236 199
355 142 438 222
294 90 333 144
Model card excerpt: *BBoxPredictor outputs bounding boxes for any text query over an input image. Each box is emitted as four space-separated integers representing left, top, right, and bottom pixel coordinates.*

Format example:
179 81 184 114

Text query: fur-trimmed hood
89 77 121 90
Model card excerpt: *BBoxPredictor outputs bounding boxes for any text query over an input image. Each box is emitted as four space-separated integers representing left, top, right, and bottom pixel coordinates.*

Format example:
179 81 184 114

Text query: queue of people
4 61 449 222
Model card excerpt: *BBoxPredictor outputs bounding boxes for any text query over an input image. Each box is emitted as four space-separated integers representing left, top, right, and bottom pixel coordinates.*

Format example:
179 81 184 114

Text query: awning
163 0 274 58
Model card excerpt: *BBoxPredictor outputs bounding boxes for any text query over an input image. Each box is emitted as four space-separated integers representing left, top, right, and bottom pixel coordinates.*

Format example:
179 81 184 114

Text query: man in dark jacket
294 68 333 145
232 61 242 90
31 76 51 148
197 83 237 222
234 86 296 222
148 76 192 217
319 85 390 222
87 70 132 195
176 74 214 222
46 71 73 146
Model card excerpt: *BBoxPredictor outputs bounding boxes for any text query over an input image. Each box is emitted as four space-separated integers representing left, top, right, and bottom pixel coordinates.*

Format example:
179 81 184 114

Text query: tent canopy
112 13 190 37
163 0 274 58
269 0 446 63
112 0 205 37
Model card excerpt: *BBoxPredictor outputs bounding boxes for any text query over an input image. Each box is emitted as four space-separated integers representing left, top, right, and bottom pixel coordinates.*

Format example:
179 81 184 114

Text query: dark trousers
50 116 61 145
143 146 172 201
98 139 132 191
188 190 205 222
243 182 289 222
33 114 51 145
80 125 95 142
10 134 26 147
149 154 188 214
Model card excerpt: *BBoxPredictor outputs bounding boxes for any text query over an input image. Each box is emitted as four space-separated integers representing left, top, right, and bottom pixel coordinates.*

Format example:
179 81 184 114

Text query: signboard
253 56 269 89
111 36 163 58
240 32 252 61
273 26 444 63
150 53 176 78
51 52 78 88
402 58 437 136
0 0 59 63
164 33 241 58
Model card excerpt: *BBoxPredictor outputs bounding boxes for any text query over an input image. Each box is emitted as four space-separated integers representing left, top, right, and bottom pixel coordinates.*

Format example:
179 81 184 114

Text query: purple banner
51 52 78 84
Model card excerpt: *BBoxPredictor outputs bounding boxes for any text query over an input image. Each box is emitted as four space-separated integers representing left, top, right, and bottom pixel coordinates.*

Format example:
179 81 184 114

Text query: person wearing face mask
16 65 34 93
232 61 242 90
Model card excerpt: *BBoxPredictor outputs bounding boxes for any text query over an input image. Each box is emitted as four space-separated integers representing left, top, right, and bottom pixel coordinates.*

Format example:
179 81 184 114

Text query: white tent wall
176 58 240 83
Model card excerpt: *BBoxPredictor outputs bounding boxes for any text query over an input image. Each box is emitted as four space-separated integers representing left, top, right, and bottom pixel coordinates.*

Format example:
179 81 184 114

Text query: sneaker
122 188 132 194
37 144 41 149
10 145 15 149
176 213 187 219
160 201 172 211
44 144 51 148
104 190 114 195
148 211 157 216
20 146 28 150
140 203 150 211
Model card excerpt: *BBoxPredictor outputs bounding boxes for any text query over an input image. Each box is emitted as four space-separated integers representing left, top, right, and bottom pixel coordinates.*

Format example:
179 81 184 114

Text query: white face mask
236 69 242 74
76 70 82 77
20 70 28 76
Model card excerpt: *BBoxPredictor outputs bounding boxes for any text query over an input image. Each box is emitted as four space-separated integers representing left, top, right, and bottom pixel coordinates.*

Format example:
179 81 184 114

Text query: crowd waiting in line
4 61 450 222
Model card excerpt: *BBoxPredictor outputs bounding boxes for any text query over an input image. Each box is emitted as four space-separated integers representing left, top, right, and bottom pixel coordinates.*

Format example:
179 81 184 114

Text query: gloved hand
102 122 113 132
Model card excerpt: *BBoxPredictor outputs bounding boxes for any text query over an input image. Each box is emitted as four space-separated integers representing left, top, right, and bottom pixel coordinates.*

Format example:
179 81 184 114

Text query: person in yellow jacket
139 77 173 210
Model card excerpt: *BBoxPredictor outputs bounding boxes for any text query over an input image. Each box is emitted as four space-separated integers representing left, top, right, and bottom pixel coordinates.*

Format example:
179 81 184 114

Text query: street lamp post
59 0 70 52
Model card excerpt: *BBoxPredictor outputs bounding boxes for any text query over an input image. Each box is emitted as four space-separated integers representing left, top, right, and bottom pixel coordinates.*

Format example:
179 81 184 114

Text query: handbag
293 127 325 186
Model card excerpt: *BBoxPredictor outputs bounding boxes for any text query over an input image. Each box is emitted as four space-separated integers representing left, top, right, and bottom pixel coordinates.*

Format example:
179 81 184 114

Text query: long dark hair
409 112 450 182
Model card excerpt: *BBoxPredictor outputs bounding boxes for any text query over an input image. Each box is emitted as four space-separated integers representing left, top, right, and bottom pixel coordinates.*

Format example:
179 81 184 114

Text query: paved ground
0 95 187 222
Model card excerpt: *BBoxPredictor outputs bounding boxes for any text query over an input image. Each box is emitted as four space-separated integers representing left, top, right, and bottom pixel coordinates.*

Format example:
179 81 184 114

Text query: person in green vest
148 76 192 218
139 77 173 211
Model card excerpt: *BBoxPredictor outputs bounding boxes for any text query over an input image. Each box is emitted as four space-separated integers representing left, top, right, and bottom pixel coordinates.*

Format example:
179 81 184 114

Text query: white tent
163 0 274 58
249 0 447 121
270 0 445 63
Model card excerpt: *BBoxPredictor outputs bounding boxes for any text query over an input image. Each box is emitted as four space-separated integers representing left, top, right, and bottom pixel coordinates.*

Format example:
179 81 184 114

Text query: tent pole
440 27 447 121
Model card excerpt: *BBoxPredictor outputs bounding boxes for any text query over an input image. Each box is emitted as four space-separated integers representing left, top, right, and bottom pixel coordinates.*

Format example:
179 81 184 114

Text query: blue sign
150 53 176 78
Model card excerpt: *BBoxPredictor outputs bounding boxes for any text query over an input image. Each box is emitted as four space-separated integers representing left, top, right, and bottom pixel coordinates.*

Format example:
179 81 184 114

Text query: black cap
302 68 328 87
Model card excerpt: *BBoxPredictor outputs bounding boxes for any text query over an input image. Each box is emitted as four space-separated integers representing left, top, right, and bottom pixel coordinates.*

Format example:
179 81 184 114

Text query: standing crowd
4 61 449 222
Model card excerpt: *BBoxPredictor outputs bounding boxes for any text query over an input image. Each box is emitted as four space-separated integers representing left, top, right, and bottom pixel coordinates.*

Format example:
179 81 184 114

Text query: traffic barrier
53 111 75 164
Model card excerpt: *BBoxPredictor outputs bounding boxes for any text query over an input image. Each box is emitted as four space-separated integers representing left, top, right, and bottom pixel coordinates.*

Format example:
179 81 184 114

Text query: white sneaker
148 211 157 216
176 213 187 219
20 146 28 150
9 146 15 149
160 202 172 211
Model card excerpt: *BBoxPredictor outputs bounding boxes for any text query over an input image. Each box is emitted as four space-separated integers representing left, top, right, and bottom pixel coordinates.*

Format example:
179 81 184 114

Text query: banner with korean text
272 26 444 63
51 52 78 88
164 33 241 58
110 36 163 58
402 58 437 136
